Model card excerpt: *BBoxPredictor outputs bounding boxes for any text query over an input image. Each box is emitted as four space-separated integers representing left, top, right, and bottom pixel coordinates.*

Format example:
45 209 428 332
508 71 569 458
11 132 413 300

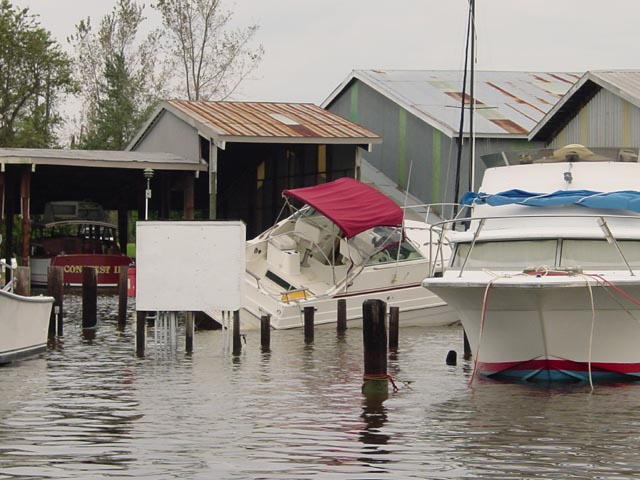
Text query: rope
580 275 596 391
363 373 399 393
469 278 497 387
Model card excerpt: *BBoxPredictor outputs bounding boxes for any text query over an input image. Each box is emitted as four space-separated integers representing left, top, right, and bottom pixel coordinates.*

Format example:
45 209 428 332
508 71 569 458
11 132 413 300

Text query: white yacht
423 145 640 383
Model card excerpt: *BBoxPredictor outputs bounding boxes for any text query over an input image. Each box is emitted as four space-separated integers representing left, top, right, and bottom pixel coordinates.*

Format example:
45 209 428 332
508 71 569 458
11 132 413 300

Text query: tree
70 0 167 150
155 0 263 101
0 0 74 147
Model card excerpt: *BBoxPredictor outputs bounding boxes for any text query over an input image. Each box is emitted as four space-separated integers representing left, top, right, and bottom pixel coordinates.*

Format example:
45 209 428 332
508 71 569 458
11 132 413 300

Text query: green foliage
70 0 167 150
0 0 74 147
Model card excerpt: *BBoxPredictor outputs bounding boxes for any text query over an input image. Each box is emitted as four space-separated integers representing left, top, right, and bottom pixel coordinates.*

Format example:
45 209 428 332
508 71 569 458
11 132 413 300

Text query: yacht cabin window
452 239 640 270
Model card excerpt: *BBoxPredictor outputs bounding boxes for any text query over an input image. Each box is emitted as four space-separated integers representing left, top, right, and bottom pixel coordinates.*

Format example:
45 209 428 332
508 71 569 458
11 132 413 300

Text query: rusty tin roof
143 100 381 146
323 70 581 138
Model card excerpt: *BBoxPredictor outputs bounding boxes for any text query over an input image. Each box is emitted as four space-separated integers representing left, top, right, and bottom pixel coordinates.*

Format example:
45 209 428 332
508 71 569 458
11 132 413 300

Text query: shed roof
322 70 580 139
128 100 381 150
530 70 640 142
0 148 207 171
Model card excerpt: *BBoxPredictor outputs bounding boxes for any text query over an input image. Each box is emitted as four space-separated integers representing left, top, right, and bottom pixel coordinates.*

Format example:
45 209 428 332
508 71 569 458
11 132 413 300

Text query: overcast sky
14 0 640 105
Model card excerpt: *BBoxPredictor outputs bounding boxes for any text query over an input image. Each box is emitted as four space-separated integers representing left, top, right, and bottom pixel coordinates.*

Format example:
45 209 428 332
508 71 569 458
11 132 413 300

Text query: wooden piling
463 330 472 360
185 312 194 353
337 299 347 333
14 266 30 296
136 311 146 355
388 306 399 351
446 350 458 365
82 266 98 329
232 310 242 355
261 314 271 350
304 306 314 343
362 299 389 397
117 267 128 330
47 266 64 337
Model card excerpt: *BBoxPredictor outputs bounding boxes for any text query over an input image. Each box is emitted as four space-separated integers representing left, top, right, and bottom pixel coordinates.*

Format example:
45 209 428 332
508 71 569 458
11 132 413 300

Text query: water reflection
3 303 640 479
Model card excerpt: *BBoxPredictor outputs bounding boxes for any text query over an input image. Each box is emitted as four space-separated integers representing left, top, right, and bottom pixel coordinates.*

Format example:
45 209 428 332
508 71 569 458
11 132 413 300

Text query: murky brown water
1 294 640 479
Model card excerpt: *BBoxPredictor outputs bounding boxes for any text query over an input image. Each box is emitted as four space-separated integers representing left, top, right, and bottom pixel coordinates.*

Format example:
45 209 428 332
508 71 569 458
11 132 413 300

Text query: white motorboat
0 255 54 364
219 177 457 330
423 145 640 383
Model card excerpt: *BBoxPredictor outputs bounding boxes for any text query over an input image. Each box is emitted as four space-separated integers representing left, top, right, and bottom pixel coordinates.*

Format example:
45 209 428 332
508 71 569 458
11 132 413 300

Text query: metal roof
530 70 640 142
0 148 207 171
322 70 580 139
128 100 381 149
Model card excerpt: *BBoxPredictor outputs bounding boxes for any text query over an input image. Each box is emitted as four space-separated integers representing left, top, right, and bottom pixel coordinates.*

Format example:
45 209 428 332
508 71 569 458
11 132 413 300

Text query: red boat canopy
282 178 403 238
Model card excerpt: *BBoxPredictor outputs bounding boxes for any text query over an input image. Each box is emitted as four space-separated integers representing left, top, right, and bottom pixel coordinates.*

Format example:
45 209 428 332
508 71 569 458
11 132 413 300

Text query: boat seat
339 237 363 265
268 235 297 251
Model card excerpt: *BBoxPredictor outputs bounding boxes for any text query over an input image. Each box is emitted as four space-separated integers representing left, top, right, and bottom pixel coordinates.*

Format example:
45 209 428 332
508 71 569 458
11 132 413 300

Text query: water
2 295 640 479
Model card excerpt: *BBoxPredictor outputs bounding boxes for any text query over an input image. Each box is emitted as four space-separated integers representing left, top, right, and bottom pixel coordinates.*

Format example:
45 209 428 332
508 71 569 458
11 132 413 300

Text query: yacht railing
426 213 640 278
1 258 17 293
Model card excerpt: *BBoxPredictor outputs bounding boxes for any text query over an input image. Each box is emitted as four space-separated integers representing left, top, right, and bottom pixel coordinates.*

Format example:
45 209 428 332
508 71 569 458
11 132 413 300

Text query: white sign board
136 221 245 311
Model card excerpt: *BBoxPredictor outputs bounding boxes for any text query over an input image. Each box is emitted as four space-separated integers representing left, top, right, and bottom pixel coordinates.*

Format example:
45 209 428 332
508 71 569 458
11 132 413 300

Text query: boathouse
322 70 579 205
0 148 206 265
530 70 640 148
127 101 381 237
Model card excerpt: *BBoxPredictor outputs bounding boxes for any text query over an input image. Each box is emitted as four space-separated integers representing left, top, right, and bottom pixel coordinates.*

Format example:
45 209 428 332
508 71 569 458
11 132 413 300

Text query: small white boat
423 145 640 383
219 177 457 330
0 258 54 364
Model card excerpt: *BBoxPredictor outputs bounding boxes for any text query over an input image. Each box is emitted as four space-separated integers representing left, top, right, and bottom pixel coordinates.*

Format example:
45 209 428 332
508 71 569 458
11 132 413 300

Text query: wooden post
136 311 146 355
14 266 30 296
446 350 458 365
337 298 347 333
362 299 389 398
19 167 30 266
185 312 194 353
388 306 399 351
82 266 98 329
232 310 242 355
261 314 271 351
463 330 472 360
47 266 64 337
304 306 314 343
117 266 128 330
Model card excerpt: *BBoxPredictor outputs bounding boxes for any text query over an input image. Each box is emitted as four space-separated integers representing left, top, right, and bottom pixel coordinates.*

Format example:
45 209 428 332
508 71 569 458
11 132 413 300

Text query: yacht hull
425 276 640 382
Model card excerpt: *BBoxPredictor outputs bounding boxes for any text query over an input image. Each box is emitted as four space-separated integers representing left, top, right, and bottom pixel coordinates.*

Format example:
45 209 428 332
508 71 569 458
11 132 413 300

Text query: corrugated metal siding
167 100 380 141
549 89 640 148
327 80 545 204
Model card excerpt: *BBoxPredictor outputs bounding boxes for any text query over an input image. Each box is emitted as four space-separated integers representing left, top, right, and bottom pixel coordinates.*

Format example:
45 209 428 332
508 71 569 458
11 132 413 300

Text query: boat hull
426 277 640 383
228 282 458 330
0 290 53 364
31 254 132 287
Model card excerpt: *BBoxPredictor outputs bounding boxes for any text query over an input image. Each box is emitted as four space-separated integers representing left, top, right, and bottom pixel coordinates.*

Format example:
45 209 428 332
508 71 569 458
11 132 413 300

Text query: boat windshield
452 239 640 270
367 239 423 265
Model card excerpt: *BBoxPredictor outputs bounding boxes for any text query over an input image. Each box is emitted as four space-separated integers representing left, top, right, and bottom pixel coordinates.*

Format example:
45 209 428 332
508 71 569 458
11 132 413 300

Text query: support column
117 201 128 255
209 140 219 220
183 172 195 220
20 167 30 266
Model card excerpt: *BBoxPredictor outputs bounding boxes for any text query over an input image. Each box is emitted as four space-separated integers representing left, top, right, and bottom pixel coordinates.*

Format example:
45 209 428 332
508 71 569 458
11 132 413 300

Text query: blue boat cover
462 189 640 213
